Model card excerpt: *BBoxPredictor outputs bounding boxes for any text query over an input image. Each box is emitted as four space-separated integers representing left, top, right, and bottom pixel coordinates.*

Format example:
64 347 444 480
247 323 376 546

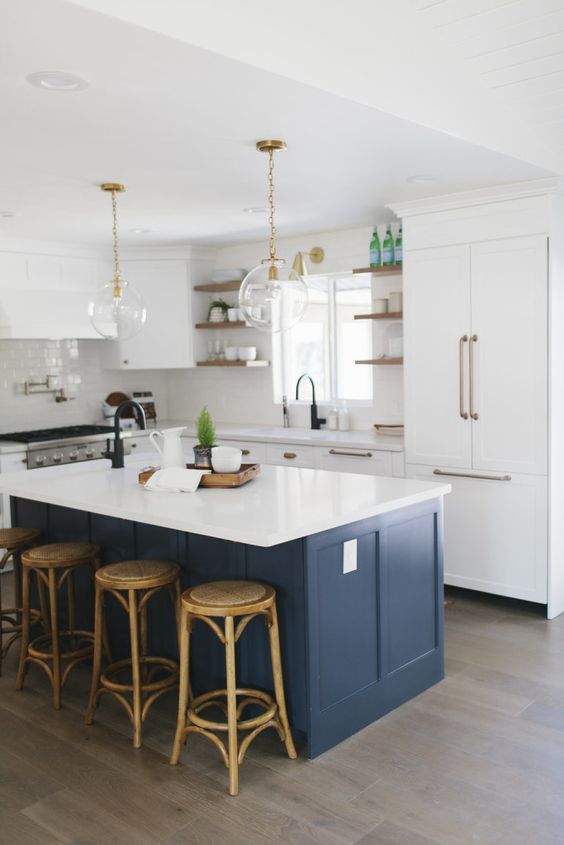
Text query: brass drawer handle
433 469 511 482
328 449 373 458
241 449 250 456
459 335 469 420
283 451 297 459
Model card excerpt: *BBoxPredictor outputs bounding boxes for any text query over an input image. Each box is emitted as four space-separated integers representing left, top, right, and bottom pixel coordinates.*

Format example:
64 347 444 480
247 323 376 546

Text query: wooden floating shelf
193 280 242 292
354 311 403 321
355 358 404 366
196 360 270 368
195 321 247 329
353 266 402 276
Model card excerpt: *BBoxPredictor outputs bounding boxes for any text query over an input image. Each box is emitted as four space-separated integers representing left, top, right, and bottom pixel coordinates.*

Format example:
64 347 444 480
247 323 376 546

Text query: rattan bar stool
170 580 297 796
16 542 101 709
0 527 42 676
86 560 181 749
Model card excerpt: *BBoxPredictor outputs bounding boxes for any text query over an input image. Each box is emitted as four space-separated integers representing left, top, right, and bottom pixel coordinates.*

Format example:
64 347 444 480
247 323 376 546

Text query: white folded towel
144 467 210 493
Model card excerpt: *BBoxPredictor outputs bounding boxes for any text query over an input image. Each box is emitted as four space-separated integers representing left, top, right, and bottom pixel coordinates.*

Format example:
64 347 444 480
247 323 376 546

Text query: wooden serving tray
138 463 261 488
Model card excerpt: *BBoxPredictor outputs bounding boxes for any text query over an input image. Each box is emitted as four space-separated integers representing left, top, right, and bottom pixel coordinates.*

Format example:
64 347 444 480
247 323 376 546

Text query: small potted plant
207 298 230 323
194 406 216 468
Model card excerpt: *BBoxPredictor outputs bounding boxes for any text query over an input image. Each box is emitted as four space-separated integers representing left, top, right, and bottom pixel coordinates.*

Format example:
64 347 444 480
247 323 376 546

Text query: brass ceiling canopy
100 183 126 193
256 139 287 154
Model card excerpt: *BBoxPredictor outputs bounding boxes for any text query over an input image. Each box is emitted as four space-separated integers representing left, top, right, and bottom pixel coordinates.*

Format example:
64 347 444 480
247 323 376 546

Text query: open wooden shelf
354 311 403 321
355 358 403 366
193 281 242 292
353 265 402 276
196 360 270 368
195 321 247 329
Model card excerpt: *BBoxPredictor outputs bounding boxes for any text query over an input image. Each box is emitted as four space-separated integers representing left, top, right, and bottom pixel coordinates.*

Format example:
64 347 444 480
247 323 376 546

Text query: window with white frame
273 274 373 403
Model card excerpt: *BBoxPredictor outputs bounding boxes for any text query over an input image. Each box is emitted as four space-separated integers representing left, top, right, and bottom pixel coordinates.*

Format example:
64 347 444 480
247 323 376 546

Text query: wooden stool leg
12 550 22 630
267 602 297 760
128 589 142 749
140 600 149 687
38 576 50 635
225 615 239 796
15 564 31 690
85 581 104 726
92 557 112 662
0 560 4 677
170 605 190 766
48 568 61 710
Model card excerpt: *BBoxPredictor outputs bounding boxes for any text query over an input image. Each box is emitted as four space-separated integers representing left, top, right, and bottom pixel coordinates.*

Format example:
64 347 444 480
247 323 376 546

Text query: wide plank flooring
1 580 564 845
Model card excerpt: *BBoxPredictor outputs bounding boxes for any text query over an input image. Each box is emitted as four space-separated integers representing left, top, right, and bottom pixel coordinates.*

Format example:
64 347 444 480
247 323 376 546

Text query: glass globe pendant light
239 140 308 333
88 183 147 340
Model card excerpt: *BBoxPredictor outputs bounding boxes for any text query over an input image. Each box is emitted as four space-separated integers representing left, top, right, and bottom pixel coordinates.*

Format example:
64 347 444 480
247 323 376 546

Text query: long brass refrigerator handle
469 334 479 420
459 335 469 419
433 469 511 482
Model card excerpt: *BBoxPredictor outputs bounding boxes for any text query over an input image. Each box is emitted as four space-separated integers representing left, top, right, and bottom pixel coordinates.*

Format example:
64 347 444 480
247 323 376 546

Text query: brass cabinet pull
241 449 250 456
459 335 469 420
433 468 511 482
283 451 297 459
328 449 373 458
469 334 478 420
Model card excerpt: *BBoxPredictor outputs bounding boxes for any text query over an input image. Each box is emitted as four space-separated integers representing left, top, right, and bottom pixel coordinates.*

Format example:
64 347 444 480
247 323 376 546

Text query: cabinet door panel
471 236 547 475
404 245 472 468
406 464 547 603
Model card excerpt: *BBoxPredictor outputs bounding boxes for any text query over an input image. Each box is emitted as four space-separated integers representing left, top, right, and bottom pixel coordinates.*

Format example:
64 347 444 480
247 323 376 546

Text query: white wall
0 338 169 433
166 225 404 430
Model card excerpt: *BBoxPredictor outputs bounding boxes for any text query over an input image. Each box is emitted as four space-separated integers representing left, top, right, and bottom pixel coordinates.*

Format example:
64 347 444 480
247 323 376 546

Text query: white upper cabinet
471 236 548 476
100 259 195 370
404 245 472 468
0 252 100 339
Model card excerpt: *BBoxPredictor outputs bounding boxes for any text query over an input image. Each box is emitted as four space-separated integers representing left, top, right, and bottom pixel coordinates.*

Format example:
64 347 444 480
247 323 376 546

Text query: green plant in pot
207 298 230 323
194 406 216 468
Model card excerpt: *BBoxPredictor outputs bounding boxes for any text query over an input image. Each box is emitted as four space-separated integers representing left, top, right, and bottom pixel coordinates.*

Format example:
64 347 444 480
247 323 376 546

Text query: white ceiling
0 0 555 248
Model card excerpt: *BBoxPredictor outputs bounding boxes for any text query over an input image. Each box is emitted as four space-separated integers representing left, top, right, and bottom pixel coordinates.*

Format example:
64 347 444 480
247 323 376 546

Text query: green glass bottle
382 224 394 266
369 229 381 268
395 224 403 265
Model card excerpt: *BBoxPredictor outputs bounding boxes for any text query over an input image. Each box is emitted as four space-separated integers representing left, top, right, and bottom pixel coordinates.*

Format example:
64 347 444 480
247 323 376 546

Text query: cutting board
138 463 261 488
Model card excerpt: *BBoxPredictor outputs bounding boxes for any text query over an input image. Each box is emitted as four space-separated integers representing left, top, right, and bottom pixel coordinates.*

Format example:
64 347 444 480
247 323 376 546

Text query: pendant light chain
110 189 123 297
267 148 277 267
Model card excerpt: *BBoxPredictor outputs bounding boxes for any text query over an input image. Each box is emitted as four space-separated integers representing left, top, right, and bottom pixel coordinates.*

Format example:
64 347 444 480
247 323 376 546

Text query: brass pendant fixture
238 140 308 333
88 183 147 341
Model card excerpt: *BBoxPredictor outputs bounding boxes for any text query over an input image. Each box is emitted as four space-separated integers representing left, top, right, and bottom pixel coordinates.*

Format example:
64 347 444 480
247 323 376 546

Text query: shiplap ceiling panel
411 0 564 162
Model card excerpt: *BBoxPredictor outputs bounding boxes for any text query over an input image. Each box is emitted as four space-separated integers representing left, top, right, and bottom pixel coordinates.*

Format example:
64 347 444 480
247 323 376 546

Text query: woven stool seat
17 542 101 708
86 559 181 748
0 527 40 550
0 527 42 676
171 579 296 795
96 559 179 591
24 542 99 567
183 580 274 617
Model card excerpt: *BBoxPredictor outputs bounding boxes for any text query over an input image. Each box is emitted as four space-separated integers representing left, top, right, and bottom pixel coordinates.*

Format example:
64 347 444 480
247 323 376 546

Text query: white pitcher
149 426 186 469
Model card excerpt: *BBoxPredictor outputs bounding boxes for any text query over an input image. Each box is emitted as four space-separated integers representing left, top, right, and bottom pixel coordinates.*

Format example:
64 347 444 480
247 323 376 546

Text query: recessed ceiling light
407 174 437 184
26 71 89 92
243 206 267 214
0 211 21 218
129 228 152 234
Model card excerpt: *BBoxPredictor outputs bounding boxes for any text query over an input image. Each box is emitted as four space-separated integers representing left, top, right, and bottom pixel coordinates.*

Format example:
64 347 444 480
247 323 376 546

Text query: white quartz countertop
0 458 449 547
134 420 405 452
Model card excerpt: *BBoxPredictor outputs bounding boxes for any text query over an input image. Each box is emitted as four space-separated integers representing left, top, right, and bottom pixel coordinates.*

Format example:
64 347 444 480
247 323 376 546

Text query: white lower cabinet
266 443 316 468
406 463 547 604
317 447 392 476
0 451 27 529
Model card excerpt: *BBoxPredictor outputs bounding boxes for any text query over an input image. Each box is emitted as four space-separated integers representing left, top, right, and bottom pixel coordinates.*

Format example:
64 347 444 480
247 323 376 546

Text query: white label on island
343 539 358 574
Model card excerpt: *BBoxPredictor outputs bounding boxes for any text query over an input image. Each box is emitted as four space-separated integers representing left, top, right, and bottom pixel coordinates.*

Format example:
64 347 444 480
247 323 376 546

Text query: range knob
53 452 64 464
85 448 95 459
35 455 46 466
69 451 78 461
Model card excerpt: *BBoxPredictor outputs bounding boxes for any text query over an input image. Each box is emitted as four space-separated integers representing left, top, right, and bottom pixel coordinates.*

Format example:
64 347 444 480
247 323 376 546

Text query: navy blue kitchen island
9 469 446 758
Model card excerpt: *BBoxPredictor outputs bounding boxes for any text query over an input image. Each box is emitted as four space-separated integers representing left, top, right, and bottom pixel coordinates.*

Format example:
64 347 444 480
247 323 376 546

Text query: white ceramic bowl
238 346 257 361
227 308 240 322
225 346 239 361
211 446 242 474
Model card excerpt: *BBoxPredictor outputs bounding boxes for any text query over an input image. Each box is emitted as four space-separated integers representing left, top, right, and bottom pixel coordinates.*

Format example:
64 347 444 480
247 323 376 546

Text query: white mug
211 446 242 473
389 292 403 312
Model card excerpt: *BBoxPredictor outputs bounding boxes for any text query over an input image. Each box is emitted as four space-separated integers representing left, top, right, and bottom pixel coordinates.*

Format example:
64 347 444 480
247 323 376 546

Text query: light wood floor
2 580 564 845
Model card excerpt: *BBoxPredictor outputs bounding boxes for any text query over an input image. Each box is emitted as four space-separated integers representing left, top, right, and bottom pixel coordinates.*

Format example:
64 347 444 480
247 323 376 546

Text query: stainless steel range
0 425 115 468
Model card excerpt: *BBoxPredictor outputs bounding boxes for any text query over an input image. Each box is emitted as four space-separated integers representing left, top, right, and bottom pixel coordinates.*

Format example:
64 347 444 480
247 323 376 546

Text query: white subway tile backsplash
0 339 169 433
